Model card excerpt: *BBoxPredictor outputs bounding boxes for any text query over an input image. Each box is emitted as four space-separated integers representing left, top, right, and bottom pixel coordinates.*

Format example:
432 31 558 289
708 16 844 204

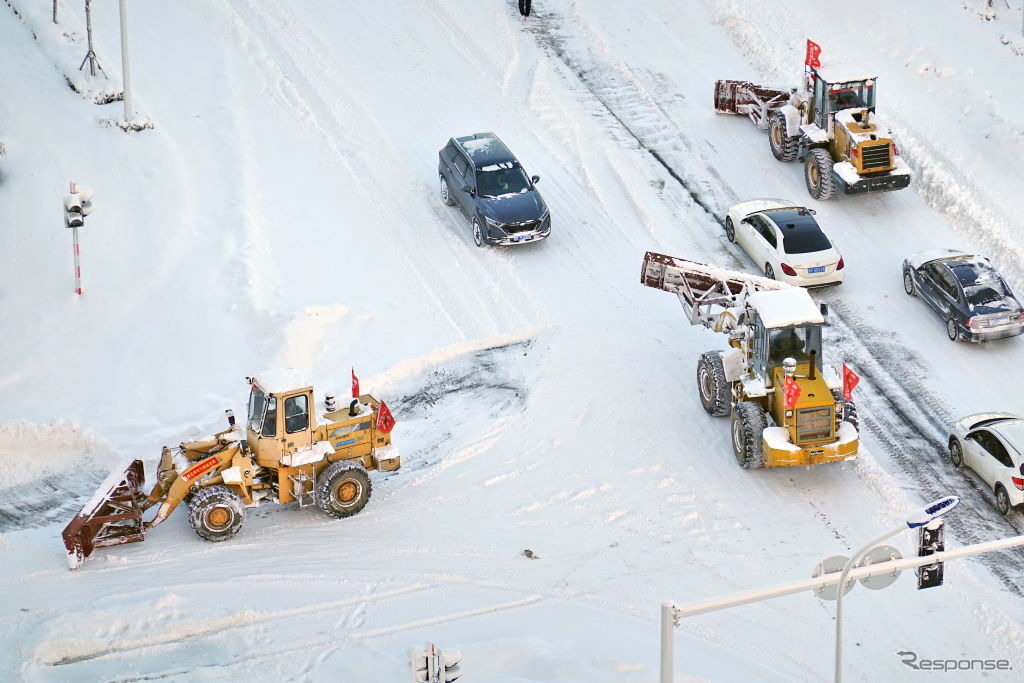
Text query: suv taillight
780 263 797 276
1012 476 1024 491
836 256 845 270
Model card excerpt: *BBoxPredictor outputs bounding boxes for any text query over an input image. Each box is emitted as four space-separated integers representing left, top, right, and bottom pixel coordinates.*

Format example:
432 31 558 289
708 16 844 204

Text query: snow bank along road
1 1 1023 680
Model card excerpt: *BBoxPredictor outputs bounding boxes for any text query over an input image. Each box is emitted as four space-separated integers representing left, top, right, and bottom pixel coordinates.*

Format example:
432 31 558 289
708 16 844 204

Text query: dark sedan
902 249 1024 342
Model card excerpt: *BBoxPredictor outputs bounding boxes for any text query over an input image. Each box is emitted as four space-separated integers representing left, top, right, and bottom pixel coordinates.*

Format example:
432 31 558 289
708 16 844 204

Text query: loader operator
769 328 807 363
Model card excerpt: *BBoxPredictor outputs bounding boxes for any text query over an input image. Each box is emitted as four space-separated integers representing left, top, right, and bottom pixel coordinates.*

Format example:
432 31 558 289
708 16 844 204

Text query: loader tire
769 112 799 162
731 402 766 469
805 148 836 200
317 460 372 519
842 400 859 431
697 351 731 417
188 485 245 542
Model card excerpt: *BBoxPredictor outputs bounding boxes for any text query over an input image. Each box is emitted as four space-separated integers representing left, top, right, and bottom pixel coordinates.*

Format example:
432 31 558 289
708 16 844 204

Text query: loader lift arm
640 251 790 328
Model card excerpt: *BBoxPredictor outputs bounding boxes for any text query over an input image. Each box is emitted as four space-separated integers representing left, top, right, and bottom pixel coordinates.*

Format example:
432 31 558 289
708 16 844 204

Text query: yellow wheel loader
62 377 400 569
641 251 859 468
714 63 911 200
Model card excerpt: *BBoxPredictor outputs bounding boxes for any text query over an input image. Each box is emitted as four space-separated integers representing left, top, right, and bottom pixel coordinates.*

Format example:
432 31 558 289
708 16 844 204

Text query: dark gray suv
438 132 551 247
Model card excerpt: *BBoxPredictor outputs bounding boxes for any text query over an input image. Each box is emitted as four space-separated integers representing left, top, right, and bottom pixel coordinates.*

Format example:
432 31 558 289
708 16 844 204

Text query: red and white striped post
64 182 93 296
72 224 82 295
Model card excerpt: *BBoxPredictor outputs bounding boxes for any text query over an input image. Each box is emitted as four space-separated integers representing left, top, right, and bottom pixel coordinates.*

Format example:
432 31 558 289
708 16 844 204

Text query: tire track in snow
523 4 1024 595
825 297 1024 593
218 0 542 338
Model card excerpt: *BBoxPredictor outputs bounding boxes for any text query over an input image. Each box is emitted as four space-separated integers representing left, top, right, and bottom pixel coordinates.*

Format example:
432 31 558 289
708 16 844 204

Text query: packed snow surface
2 1 1024 681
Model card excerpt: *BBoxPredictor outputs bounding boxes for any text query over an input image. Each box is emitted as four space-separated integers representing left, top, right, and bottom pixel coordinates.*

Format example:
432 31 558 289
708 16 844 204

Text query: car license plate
516 235 530 242
809 266 826 274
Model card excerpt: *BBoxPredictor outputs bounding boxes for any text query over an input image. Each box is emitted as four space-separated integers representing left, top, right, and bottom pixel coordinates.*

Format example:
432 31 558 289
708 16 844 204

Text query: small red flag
805 39 822 68
842 363 860 401
351 368 360 398
783 376 802 409
376 400 396 434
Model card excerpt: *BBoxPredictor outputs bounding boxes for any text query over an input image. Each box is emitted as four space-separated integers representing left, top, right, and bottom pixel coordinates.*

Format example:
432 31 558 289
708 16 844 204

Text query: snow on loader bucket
62 459 147 569
713 80 789 128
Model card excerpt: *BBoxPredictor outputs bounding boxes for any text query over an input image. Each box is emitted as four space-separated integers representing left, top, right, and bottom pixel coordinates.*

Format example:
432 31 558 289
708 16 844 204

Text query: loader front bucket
62 459 146 569
714 79 790 115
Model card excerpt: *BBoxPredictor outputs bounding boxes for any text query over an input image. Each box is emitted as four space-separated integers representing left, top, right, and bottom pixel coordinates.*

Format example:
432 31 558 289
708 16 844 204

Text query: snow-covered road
2 1 1023 680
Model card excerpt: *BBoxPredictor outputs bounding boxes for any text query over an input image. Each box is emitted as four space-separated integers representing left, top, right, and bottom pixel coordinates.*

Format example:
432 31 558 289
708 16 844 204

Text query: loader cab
246 381 316 467
747 289 826 381
809 68 877 130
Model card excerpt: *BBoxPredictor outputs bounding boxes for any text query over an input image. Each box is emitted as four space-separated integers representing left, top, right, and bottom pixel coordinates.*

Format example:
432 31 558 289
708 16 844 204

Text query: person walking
518 0 531 17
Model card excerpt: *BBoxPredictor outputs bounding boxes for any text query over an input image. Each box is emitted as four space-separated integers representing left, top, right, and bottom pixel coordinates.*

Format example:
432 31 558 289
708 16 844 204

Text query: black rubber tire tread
188 485 245 542
440 176 455 206
472 219 484 248
765 263 775 280
731 402 766 469
948 437 964 469
769 112 799 162
697 351 731 417
842 401 859 431
316 460 372 519
725 216 736 243
946 317 959 342
903 270 916 296
805 148 837 200
995 485 1011 516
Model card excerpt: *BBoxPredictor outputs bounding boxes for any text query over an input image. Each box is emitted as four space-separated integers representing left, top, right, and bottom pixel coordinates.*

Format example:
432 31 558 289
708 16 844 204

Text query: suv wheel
995 484 1011 516
472 218 484 248
440 176 454 206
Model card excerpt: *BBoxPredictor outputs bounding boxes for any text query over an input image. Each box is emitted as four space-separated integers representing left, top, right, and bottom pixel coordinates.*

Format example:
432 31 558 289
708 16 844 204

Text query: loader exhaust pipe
808 349 817 380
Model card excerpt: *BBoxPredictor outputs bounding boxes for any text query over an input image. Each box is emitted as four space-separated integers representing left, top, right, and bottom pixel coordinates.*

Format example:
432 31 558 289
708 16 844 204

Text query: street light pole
118 0 133 122
833 525 903 683
834 496 959 682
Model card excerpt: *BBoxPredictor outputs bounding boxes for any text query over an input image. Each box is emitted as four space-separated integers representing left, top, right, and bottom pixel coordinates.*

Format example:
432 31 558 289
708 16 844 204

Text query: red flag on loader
805 39 822 68
351 368 360 398
842 363 860 401
376 400 396 434
783 376 802 409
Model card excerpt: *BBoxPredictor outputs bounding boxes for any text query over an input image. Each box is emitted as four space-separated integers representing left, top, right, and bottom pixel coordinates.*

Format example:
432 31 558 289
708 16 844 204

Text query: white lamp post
118 0 133 123
833 496 960 682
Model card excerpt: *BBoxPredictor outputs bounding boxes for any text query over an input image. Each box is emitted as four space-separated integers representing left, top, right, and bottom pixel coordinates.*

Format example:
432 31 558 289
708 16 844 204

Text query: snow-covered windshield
950 263 1011 306
248 387 267 431
965 283 1009 306
477 166 530 198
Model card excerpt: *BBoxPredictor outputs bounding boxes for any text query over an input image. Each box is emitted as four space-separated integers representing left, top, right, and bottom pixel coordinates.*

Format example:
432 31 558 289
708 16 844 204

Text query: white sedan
724 199 845 287
948 412 1024 516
